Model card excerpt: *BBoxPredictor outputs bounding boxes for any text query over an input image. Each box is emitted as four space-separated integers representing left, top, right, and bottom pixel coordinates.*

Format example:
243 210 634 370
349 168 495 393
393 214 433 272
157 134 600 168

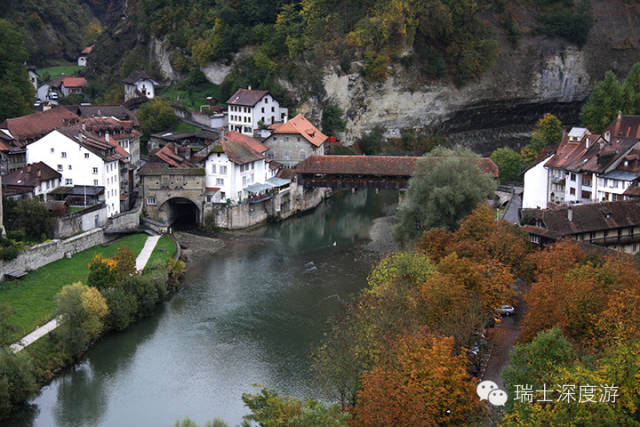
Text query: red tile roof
62 77 87 88
295 155 499 178
270 114 327 147
1 107 80 144
81 45 94 55
222 130 268 153
216 131 268 165
152 143 197 168
2 162 61 187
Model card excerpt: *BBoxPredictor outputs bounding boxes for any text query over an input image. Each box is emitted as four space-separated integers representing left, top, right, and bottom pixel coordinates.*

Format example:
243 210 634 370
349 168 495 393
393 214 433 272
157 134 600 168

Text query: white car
495 305 515 316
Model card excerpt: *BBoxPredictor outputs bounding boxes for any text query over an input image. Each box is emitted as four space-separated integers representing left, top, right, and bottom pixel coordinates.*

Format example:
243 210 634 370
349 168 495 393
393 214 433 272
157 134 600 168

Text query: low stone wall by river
0 228 106 280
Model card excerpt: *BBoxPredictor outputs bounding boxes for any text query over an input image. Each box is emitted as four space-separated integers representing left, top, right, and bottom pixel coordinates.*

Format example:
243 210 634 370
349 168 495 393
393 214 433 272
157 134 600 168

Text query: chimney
105 131 110 142
82 122 86 131
585 137 590 149
248 85 252 91
567 207 573 222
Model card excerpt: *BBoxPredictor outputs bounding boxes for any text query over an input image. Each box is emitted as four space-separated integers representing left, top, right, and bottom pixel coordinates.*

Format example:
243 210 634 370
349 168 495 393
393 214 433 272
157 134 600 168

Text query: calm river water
11 189 398 427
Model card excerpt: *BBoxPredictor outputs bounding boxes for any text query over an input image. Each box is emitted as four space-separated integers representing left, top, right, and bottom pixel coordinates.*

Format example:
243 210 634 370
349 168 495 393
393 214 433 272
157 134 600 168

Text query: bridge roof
295 155 498 178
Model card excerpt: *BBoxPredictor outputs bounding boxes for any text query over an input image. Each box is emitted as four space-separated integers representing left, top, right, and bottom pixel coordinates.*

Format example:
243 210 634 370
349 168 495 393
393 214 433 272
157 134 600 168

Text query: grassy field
36 61 83 81
0 234 148 340
158 82 221 112
146 235 177 268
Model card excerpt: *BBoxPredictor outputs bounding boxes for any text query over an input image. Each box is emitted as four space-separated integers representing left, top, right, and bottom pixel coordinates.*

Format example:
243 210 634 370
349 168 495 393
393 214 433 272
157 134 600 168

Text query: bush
102 287 137 331
539 11 593 47
0 245 19 261
6 230 25 241
0 349 38 419
359 126 385 155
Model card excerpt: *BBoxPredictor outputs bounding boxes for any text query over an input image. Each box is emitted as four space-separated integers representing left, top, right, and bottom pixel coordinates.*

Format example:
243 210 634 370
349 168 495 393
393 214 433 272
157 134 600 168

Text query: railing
587 233 640 245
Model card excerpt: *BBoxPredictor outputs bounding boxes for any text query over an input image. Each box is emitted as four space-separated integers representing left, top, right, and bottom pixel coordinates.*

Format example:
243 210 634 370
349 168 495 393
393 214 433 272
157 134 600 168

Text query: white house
226 88 288 136
26 127 125 217
123 71 158 102
77 45 94 67
60 77 87 97
204 131 275 203
523 154 553 209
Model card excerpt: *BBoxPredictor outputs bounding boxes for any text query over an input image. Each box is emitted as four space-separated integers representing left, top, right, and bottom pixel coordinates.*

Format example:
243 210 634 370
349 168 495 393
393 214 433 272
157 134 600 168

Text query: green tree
137 98 179 137
580 71 624 133
0 349 37 419
55 282 108 357
521 113 563 166
0 19 34 121
242 386 350 427
358 126 385 155
491 147 524 183
321 103 346 137
0 303 17 345
10 198 55 240
393 146 496 243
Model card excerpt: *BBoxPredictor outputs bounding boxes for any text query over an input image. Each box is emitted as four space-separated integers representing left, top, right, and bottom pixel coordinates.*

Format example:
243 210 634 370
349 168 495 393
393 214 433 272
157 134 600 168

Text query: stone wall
54 204 108 238
106 197 142 232
0 228 105 280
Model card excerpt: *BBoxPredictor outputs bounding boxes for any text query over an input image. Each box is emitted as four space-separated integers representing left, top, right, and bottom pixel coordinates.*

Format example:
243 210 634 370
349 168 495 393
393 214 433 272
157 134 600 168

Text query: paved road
11 234 162 353
503 190 522 225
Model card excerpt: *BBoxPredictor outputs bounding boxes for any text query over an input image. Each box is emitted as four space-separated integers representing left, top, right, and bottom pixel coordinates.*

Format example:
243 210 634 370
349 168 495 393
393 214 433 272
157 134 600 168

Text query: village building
1 162 61 201
523 115 640 209
26 127 125 217
81 116 142 166
262 114 327 168
123 71 158 102
60 77 88 97
148 130 219 153
521 199 640 254
65 104 140 126
151 143 199 168
77 45 94 67
226 88 288 136
138 162 206 226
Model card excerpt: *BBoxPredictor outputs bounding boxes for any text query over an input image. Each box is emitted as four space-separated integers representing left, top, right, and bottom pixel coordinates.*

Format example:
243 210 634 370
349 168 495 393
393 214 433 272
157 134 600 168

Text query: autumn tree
55 282 108 357
354 331 481 426
521 113 563 166
393 146 496 243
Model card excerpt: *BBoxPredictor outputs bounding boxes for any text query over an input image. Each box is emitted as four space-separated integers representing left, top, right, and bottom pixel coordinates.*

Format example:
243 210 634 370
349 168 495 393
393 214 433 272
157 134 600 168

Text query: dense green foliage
358 126 385 155
321 103 346 137
580 64 640 133
3 198 55 240
0 19 34 121
137 98 180 138
393 146 496 242
491 147 524 183
520 113 563 166
0 349 38 419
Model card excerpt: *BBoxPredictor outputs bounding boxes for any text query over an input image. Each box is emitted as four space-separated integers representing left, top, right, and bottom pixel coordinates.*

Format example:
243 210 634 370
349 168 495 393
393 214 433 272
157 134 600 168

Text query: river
10 189 398 427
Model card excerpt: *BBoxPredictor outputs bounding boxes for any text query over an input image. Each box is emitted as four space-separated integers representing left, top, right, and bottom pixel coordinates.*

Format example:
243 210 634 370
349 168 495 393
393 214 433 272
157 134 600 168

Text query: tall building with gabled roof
226 87 288 136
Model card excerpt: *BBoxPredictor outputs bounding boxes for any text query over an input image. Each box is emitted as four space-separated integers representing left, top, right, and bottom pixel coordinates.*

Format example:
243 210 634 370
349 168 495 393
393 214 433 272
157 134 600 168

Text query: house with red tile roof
61 77 88 97
226 87 288 136
1 162 62 201
523 113 640 210
78 45 94 67
262 114 327 167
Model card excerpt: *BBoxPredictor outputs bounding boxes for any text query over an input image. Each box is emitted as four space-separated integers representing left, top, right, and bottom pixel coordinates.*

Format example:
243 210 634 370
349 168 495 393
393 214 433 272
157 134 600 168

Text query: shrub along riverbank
0 235 183 420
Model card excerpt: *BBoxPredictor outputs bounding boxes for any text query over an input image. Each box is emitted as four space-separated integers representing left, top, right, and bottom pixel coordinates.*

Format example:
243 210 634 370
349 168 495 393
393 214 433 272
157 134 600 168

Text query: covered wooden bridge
294 155 498 190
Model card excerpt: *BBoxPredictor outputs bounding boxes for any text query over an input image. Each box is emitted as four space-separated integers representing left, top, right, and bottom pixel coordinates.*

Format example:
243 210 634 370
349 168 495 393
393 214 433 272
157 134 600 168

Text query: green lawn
37 63 83 81
146 235 177 268
173 121 200 133
158 82 221 112
0 234 148 340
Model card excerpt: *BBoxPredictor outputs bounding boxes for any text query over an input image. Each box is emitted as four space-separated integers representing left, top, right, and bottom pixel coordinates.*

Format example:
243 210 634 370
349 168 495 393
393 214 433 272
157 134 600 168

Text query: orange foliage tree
354 331 481 427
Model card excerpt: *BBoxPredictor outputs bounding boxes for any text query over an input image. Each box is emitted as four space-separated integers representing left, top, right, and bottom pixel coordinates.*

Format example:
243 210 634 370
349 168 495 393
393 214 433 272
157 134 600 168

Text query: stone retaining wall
0 228 105 280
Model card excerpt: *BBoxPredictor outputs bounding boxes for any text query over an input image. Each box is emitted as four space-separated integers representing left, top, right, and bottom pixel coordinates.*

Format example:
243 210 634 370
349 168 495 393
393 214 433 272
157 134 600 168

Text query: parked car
495 305 515 316
48 91 58 100
33 99 42 107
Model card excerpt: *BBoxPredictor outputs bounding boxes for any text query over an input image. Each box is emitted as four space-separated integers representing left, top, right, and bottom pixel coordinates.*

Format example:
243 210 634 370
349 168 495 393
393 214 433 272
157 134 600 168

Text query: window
271 106 274 112
211 164 216 174
206 195 212 203
57 164 63 171
590 232 595 241
630 228 634 237
581 191 591 199
46 180 50 189
582 176 591 187
250 173 254 183
284 151 290 160
65 178 72 185
216 178 224 185
530 235 540 244
614 180 619 188
265 98 269 104
299 150 306 160
261 107 264 113
61 152 67 158
147 196 156 205
220 166 227 174
50 148 54 153
84 153 90 159
93 167 98 174
93 179 98 186
570 188 576 195
251 162 254 170
242 176 247 186
68 165 72 170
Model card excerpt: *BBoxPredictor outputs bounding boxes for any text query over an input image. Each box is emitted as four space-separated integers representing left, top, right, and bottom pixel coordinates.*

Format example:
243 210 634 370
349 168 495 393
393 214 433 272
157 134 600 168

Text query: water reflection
13 189 397 427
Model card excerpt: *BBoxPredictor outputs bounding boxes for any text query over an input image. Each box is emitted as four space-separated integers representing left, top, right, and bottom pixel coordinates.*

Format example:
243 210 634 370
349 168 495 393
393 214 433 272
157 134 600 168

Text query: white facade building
26 128 124 217
204 131 276 203
226 88 288 136
123 71 158 102
522 155 553 209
